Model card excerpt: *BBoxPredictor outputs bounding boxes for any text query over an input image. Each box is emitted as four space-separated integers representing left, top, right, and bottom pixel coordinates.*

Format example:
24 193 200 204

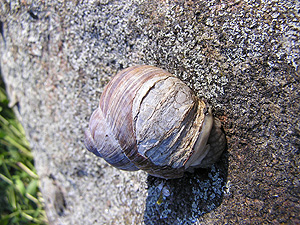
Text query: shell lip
184 106 214 169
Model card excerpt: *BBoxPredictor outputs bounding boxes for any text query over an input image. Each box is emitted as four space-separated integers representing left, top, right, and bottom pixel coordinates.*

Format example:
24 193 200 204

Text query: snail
84 65 226 179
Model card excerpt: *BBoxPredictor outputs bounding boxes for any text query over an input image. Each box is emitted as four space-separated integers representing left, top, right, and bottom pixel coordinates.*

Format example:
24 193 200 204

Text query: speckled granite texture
0 0 299 224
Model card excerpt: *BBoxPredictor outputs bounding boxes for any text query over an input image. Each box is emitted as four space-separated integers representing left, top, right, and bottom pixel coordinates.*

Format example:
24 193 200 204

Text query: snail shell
84 65 226 179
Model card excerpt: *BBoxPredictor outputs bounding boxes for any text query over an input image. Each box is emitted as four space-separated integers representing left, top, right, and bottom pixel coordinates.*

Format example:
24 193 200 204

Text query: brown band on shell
87 108 139 171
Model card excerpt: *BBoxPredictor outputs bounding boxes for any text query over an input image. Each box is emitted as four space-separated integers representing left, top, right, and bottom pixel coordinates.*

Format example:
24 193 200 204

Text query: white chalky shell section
133 76 207 168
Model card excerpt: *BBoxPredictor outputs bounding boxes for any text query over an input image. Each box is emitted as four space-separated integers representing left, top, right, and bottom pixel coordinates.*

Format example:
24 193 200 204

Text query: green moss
0 76 48 225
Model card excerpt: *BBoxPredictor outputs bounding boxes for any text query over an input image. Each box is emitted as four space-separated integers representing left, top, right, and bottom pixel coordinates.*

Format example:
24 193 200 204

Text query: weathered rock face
0 0 299 224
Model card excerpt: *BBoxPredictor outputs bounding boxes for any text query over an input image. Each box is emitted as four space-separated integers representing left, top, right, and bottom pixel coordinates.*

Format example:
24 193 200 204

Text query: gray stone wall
0 0 299 224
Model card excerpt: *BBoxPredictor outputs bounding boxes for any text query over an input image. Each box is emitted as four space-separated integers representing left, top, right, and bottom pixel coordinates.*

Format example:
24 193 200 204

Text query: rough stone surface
0 0 299 224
